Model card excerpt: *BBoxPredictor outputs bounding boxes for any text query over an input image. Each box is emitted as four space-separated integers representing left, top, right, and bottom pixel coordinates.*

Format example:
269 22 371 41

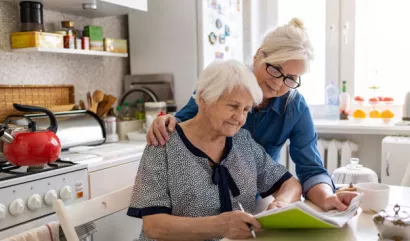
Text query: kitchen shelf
314 119 410 135
12 47 128 57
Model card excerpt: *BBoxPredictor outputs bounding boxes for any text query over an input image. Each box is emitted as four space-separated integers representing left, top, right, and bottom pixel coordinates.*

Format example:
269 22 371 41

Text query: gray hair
195 59 263 105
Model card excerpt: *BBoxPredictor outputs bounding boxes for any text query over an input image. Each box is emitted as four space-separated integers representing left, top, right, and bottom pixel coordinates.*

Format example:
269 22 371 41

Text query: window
354 0 410 103
277 0 327 105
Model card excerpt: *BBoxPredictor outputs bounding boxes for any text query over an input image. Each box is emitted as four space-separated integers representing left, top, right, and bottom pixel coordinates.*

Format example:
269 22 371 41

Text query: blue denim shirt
175 90 335 196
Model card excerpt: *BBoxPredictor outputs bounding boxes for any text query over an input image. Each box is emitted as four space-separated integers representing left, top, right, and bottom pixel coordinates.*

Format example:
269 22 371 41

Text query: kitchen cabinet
40 0 147 18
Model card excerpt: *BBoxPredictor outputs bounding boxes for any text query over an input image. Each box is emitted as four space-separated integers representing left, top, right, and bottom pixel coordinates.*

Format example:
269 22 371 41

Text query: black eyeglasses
265 63 301 89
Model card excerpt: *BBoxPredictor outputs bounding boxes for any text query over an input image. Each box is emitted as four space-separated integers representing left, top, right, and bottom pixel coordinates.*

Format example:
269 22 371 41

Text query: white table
222 186 410 241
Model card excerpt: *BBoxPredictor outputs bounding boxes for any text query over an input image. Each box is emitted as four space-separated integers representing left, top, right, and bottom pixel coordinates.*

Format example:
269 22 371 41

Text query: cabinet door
100 0 147 11
41 0 147 18
88 161 140 198
381 146 410 185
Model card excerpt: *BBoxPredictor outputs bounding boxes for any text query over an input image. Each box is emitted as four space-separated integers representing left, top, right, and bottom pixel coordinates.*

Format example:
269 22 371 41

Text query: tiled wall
0 0 129 106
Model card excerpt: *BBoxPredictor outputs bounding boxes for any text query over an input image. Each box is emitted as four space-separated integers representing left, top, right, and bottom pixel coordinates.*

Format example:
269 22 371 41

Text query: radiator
278 139 359 177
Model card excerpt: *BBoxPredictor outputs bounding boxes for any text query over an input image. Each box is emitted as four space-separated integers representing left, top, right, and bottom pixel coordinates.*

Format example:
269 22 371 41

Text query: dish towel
1 221 60 241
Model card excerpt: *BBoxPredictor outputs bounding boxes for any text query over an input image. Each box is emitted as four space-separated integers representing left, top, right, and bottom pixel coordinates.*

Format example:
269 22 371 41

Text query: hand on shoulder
146 114 177 146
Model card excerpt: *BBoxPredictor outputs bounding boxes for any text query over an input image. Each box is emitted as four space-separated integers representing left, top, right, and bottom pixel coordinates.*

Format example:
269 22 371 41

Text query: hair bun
288 18 305 30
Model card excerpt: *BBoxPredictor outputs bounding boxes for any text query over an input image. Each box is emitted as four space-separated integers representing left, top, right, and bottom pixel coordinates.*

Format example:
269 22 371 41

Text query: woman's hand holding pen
218 211 261 239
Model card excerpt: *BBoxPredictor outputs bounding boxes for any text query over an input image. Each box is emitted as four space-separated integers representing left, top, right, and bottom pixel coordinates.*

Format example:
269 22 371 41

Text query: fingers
146 128 152 146
267 201 288 210
267 202 280 210
166 115 177 132
338 191 358 206
241 213 261 231
146 116 171 146
145 115 176 146
153 123 167 146
157 117 170 144
331 196 348 211
147 126 158 146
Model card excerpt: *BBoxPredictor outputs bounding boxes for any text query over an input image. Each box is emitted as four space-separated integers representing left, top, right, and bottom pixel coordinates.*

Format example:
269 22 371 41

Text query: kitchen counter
60 141 147 172
314 119 410 135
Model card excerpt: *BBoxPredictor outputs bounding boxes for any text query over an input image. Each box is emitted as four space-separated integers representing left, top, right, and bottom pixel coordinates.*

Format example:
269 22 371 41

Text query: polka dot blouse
128 124 292 241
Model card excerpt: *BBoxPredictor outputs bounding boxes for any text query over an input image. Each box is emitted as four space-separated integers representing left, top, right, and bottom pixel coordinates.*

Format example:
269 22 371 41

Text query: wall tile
0 0 129 107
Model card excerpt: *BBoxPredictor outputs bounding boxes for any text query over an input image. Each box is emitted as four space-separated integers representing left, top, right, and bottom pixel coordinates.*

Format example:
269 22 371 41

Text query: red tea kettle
0 104 61 166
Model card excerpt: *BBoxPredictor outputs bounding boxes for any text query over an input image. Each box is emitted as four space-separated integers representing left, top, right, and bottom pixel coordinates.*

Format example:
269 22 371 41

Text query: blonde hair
259 18 314 73
195 59 263 105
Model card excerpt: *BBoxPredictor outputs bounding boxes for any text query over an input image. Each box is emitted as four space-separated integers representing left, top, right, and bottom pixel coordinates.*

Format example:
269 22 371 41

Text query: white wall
128 0 198 109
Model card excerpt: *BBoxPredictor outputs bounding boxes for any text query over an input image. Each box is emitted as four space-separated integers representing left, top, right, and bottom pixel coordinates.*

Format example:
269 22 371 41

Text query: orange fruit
369 110 381 118
353 109 366 118
380 110 394 119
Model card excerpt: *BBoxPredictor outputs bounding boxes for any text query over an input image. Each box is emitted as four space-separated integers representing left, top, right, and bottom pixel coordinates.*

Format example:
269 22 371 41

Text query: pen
238 202 256 239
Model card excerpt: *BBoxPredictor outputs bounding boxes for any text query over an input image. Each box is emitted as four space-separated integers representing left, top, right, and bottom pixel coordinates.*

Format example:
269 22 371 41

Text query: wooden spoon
100 95 117 117
86 92 92 112
92 90 104 113
79 100 86 110
97 94 110 117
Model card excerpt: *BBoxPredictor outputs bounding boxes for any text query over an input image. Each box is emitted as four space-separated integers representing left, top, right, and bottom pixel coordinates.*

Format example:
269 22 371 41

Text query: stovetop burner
0 159 77 182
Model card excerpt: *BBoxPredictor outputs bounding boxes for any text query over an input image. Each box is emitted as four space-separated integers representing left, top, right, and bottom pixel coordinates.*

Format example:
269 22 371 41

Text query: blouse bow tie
211 163 240 213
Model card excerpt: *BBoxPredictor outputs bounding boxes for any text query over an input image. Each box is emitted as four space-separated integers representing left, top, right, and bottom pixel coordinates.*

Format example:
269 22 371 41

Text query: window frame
340 0 356 99
253 0 340 105
253 0 404 117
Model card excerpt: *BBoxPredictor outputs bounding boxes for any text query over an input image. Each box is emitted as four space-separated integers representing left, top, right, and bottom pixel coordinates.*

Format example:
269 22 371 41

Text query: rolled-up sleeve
289 106 335 196
127 145 171 218
245 130 292 198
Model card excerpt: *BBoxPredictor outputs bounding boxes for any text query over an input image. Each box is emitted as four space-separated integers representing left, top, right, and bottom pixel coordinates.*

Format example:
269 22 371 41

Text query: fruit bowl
383 97 394 105
354 96 365 105
383 101 394 105
382 118 393 124
352 117 366 123
368 98 379 106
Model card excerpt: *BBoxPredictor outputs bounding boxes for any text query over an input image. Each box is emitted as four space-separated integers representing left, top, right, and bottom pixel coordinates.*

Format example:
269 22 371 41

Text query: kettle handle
13 104 58 133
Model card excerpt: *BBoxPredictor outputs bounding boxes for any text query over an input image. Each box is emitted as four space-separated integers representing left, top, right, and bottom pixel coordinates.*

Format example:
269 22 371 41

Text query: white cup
355 182 390 213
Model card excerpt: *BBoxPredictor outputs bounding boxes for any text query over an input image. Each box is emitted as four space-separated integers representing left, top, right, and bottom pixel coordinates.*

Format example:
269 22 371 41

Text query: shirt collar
265 92 290 116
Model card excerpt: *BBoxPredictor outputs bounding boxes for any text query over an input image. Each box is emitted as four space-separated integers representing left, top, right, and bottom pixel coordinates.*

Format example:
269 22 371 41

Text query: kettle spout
0 129 14 144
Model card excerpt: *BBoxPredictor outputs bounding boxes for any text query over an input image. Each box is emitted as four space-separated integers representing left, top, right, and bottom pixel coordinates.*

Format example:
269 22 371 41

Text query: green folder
256 208 337 229
254 194 363 229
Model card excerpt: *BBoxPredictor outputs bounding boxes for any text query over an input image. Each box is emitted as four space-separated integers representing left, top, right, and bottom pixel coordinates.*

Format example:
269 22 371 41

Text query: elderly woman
127 59 301 241
146 18 357 212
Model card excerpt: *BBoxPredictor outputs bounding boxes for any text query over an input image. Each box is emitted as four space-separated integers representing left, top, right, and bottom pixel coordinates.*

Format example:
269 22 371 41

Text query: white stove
0 141 146 240
0 159 89 239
